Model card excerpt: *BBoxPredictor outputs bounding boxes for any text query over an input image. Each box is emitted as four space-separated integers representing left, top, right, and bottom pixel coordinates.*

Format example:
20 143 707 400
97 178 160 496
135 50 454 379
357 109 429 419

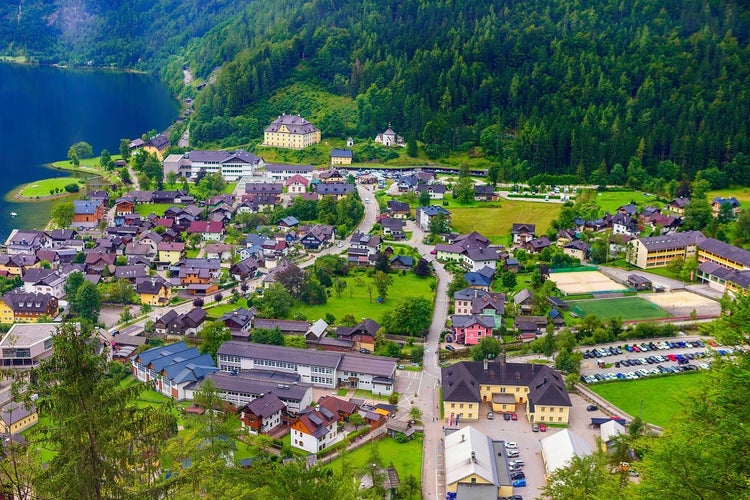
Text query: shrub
64 183 80 193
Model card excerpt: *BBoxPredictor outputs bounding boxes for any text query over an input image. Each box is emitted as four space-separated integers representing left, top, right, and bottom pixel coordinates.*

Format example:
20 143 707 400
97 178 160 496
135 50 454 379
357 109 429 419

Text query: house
263 114 321 149
305 319 329 342
374 125 405 147
436 232 500 271
463 266 495 289
442 358 572 423
451 314 494 345
667 197 690 215
454 288 502 315
417 206 451 230
142 133 170 160
513 289 534 315
627 274 652 291
0 402 38 435
216 341 397 395
207 370 312 414
611 213 639 237
626 230 706 269
6 230 47 256
474 185 495 201
315 183 355 199
220 308 257 334
239 393 286 434
445 426 513 499
22 268 65 298
155 307 207 336
511 223 536 245
253 318 311 336
179 150 265 181
0 291 58 323
524 236 552 254
230 257 260 281
290 406 341 453
563 240 591 261
711 197 741 218
72 200 105 228
514 315 547 337
115 264 149 283
350 231 381 257
187 221 224 241
318 395 359 422
245 182 283 198
263 163 315 182
44 229 76 248
380 217 406 239
158 242 185 264
131 341 218 400
335 318 379 352
299 225 335 251
389 255 413 271
285 174 310 194
137 277 171 306
330 149 353 165
386 200 411 219
0 323 58 367
205 243 234 261
416 184 447 200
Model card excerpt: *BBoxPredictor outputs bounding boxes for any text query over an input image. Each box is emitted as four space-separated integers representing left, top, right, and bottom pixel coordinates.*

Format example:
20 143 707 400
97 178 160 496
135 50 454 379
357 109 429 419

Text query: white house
290 405 341 453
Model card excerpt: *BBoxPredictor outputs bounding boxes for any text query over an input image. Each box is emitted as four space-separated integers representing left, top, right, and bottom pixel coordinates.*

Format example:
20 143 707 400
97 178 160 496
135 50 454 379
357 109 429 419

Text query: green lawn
135 203 177 216
592 189 663 213
289 273 435 323
589 372 706 427
708 186 750 205
329 436 423 484
205 300 247 319
569 296 670 320
17 177 81 198
450 199 562 239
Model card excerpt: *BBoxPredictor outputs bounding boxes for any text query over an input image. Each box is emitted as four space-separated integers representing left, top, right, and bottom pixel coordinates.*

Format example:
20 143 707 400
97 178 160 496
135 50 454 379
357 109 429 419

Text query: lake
0 63 178 238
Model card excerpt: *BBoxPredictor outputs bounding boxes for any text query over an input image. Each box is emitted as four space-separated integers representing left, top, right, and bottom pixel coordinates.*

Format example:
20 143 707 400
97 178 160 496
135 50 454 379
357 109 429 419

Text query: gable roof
245 392 286 418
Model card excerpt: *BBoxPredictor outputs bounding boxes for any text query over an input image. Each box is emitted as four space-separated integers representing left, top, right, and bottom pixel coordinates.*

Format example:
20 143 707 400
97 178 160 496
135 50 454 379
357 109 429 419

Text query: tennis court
569 296 670 320
549 270 629 295
643 290 721 318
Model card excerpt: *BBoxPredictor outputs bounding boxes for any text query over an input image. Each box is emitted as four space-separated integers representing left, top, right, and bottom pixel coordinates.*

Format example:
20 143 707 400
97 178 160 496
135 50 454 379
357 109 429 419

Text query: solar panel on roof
319 407 334 419
308 414 323 426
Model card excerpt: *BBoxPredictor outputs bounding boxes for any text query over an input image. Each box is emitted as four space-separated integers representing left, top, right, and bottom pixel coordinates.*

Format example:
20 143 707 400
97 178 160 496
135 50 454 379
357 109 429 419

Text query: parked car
511 413 518 421
359 348 371 354
445 344 456 352
510 472 525 480
539 423 547 432
512 479 527 487
503 413 511 421
487 412 494 420
506 451 520 458
509 460 525 467
531 424 539 432
586 405 598 411
505 442 518 449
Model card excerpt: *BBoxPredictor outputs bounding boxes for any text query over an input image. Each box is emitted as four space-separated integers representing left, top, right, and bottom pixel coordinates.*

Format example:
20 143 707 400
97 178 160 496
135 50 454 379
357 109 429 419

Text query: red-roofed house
290 406 341 453
187 221 224 241
285 174 310 194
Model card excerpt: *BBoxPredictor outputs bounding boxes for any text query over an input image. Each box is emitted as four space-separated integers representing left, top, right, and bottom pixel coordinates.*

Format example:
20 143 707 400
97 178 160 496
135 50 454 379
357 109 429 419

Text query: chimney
461 434 465 443
471 451 476 463
483 358 488 371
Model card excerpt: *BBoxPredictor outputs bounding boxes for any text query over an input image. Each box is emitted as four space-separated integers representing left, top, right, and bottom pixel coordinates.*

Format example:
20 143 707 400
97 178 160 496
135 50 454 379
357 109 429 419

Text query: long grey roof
338 353 397 378
206 372 311 401
217 341 342 369
637 230 706 251
699 238 750 267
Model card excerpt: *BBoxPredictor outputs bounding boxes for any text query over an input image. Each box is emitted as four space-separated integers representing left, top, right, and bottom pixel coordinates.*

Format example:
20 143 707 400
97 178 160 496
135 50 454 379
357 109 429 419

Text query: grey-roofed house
239 393 285 434
513 288 534 314
131 341 218 400
445 426 513 499
442 358 572 423
216 341 396 395
206 371 313 414
154 307 207 336
626 274 652 291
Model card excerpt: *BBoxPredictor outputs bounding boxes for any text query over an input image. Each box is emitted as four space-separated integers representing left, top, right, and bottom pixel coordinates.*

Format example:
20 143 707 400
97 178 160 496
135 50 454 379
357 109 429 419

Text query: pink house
285 174 310 194
450 314 494 345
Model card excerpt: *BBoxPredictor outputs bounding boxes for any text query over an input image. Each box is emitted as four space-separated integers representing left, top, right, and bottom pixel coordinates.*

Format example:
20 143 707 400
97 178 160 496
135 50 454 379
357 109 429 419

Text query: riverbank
9 178 85 202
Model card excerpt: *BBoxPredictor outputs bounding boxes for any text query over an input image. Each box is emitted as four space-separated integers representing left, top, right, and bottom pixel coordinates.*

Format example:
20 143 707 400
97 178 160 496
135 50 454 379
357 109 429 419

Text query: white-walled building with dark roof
216 341 397 395
205 370 313 414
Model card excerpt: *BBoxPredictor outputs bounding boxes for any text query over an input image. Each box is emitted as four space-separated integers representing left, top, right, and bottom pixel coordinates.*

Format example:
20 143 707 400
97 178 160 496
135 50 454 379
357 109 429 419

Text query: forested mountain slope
4 0 750 184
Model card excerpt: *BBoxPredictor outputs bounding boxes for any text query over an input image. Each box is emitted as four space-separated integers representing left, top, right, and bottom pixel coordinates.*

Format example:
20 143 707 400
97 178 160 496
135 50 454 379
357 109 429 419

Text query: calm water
0 63 178 238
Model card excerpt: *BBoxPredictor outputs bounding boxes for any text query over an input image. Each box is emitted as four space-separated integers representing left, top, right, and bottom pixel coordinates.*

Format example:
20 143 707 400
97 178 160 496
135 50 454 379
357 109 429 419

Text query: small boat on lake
10 212 17 217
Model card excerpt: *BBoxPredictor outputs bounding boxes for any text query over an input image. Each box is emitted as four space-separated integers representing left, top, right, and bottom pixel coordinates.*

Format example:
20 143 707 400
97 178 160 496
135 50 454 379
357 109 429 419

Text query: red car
539 423 547 432
511 413 518 421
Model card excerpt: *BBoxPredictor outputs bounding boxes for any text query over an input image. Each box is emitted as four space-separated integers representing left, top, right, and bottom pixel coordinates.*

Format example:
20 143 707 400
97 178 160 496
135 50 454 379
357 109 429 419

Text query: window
451 403 455 409
540 416 544 422
558 417 562 422
460 404 464 409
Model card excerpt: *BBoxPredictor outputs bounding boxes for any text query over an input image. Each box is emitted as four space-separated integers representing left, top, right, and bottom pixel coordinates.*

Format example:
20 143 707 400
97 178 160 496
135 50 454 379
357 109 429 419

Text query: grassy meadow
18 177 81 198
589 372 706 427
329 436 423 486
450 198 562 242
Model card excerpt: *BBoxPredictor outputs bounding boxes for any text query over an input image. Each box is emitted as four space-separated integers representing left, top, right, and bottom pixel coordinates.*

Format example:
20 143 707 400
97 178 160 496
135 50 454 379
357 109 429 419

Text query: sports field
550 270 628 295
590 372 706 427
569 296 670 320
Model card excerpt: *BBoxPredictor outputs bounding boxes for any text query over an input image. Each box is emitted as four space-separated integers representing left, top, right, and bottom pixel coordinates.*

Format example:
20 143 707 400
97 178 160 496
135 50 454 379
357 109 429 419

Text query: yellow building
330 148 353 165
0 402 38 434
442 357 572 424
158 242 185 265
0 291 59 323
626 230 705 269
263 114 321 149
445 426 513 498
137 278 171 306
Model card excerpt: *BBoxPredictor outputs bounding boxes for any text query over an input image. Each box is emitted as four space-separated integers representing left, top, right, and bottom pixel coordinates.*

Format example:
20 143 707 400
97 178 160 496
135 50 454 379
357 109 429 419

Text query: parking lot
577 337 733 384
458 392 603 499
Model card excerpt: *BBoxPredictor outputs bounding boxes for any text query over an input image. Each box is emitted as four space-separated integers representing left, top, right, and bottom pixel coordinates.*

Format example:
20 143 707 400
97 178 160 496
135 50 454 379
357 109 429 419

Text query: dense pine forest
4 0 750 187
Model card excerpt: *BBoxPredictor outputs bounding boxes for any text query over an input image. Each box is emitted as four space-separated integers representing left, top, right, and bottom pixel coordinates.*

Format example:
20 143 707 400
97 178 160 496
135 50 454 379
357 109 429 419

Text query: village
0 114 748 499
